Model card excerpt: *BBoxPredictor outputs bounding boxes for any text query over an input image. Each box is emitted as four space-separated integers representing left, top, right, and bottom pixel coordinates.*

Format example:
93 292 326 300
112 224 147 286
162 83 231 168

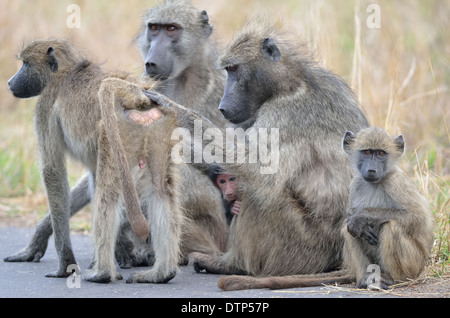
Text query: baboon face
218 38 281 124
343 129 405 183
8 47 58 99
140 4 213 81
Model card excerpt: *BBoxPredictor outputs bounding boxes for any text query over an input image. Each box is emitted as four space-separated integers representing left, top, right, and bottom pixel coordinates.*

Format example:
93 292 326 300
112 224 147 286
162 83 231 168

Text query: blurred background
0 0 448 277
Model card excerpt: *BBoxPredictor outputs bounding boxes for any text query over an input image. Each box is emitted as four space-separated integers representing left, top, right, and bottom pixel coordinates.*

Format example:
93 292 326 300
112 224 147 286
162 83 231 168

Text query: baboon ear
200 10 213 37
394 135 405 154
47 47 58 72
262 38 281 62
343 131 356 154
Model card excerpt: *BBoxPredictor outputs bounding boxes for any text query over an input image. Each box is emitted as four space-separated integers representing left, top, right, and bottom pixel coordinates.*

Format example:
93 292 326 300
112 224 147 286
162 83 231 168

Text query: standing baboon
216 128 434 291
144 20 369 277
4 0 228 267
341 128 434 289
6 39 184 284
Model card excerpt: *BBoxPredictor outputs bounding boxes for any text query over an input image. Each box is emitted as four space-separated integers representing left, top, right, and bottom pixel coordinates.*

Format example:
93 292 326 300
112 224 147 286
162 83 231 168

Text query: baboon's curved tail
97 77 150 241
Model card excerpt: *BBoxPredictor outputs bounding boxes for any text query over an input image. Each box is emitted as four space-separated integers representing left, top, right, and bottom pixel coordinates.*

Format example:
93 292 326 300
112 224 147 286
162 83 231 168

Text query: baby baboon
341 127 434 289
147 20 369 277
7 39 183 284
216 128 434 291
5 0 228 267
208 165 241 226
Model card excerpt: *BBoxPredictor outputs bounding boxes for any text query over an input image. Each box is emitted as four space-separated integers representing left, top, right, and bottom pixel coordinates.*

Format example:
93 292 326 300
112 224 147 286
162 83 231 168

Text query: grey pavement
0 227 397 299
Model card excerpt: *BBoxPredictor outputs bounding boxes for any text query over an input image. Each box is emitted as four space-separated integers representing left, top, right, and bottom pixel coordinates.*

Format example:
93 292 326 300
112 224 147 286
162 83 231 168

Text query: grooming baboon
216 128 434 291
5 0 228 267
6 39 184 283
341 127 434 289
142 20 369 277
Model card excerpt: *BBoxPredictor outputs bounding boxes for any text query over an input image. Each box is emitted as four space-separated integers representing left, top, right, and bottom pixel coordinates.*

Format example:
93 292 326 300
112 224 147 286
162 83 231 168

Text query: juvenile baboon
143 20 369 277
5 0 228 267
341 127 434 288
7 39 183 284
216 128 434 291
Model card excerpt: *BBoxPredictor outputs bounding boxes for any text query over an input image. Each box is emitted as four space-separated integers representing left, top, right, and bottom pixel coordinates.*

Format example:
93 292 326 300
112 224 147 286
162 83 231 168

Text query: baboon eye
148 24 158 31
219 179 226 184
167 25 177 32
229 177 236 182
226 65 238 73
377 150 387 156
362 149 372 156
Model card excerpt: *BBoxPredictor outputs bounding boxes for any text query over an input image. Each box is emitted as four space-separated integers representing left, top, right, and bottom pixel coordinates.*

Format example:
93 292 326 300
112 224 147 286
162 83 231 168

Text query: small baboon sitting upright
342 127 434 289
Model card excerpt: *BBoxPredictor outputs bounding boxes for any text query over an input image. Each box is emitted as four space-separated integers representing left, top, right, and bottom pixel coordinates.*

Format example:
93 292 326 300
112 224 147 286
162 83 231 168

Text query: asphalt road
0 227 397 301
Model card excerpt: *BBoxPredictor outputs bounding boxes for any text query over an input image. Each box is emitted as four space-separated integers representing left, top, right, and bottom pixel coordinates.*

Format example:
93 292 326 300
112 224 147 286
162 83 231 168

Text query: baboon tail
218 270 352 291
98 78 149 241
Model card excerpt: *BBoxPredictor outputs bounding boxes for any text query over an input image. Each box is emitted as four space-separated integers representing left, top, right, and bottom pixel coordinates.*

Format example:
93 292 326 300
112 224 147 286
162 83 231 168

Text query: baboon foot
84 269 123 284
125 268 177 284
358 273 394 290
4 246 46 263
45 269 72 278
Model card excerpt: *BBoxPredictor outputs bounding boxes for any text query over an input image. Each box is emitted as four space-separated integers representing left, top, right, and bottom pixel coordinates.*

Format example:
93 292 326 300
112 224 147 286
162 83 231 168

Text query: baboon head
343 127 405 183
218 20 305 125
8 39 83 98
137 0 214 81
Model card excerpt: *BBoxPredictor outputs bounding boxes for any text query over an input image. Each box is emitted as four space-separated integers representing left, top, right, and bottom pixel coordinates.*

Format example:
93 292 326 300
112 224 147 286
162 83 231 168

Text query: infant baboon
208 165 241 226
216 128 434 291
7 39 183 284
342 127 434 289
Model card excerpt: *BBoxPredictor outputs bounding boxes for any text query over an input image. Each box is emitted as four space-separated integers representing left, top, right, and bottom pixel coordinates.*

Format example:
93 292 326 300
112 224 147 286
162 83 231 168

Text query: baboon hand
347 215 378 245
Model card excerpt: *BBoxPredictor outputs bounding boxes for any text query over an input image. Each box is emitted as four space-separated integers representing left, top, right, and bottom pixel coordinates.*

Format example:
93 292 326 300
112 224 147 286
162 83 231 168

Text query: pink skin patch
126 108 163 126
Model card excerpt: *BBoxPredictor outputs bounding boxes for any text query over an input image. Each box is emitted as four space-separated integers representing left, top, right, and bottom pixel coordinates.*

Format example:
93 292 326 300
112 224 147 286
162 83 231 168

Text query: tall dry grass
0 0 448 275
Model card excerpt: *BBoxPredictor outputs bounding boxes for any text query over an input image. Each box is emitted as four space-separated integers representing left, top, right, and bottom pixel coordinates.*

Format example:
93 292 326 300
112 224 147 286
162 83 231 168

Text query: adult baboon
144 20 369 277
4 0 228 267
216 128 434 290
136 0 227 127
6 39 185 283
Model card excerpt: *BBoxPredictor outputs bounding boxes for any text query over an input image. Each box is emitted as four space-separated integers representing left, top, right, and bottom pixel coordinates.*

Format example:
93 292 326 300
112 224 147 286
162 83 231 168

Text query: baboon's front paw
126 269 176 284
83 270 123 284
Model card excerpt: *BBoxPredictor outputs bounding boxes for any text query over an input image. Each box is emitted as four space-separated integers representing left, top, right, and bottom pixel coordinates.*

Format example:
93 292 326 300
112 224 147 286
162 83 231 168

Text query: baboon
341 127 434 288
6 39 183 283
208 166 241 225
216 128 434 291
4 0 228 267
136 0 227 127
142 20 369 277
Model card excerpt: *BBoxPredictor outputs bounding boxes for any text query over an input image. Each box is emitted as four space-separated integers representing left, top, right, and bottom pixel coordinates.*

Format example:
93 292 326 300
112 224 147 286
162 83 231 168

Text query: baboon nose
145 62 156 75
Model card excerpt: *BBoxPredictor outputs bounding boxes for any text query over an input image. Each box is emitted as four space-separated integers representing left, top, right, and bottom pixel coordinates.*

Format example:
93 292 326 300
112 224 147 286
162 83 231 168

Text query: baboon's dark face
8 62 45 98
219 38 281 125
144 23 182 80
357 149 388 183
8 47 58 99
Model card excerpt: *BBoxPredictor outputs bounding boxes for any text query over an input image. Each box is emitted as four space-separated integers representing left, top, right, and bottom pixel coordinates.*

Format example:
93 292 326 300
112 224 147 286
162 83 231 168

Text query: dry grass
0 0 448 291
